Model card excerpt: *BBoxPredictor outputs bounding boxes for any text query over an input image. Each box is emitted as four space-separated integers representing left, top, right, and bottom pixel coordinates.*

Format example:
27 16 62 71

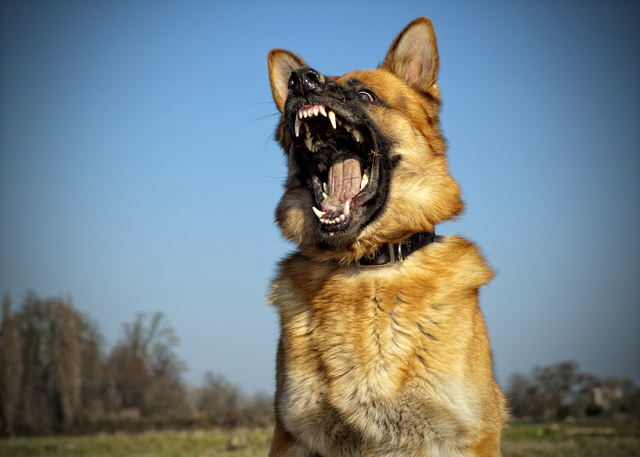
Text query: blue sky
1 0 638 394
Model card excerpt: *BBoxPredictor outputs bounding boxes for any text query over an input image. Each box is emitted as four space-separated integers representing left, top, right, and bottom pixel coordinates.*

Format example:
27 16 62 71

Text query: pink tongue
326 157 361 208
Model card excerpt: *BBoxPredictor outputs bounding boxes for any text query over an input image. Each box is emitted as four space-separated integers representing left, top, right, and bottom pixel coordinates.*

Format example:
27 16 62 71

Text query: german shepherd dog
267 17 506 457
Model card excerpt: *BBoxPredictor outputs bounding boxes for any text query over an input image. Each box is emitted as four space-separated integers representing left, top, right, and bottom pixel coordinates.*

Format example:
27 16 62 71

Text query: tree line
506 360 640 422
2 292 639 436
0 293 273 436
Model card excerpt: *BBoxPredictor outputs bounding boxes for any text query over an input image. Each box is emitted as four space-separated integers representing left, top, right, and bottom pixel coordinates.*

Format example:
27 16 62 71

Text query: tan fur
267 17 506 456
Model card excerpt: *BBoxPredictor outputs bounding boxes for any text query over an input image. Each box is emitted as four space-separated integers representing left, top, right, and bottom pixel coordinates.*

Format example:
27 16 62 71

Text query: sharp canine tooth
305 138 313 150
360 174 369 190
323 182 328 193
320 106 327 117
312 207 326 219
328 111 337 129
322 192 329 200
344 200 350 216
352 129 363 143
295 117 301 137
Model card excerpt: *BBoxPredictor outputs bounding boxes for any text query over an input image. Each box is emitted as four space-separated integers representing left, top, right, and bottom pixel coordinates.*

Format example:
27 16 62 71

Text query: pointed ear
381 17 439 92
268 49 307 113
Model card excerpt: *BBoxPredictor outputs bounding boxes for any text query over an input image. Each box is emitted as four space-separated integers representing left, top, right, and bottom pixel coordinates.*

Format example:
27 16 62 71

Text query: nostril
302 69 323 92
305 70 320 85
288 72 299 91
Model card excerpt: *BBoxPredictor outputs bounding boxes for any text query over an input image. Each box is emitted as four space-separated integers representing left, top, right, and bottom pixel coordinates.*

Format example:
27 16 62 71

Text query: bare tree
52 300 82 430
505 360 634 421
0 295 23 435
105 345 152 411
18 294 56 433
122 312 184 380
193 372 245 428
532 360 591 419
144 376 193 422
15 294 96 433
76 314 104 422
192 372 274 428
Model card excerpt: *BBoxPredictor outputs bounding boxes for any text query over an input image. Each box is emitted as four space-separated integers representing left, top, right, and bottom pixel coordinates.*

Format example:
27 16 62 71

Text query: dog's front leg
270 416 320 457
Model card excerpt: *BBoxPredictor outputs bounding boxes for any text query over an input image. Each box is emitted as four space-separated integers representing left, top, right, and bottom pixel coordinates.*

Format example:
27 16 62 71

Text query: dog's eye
357 91 374 102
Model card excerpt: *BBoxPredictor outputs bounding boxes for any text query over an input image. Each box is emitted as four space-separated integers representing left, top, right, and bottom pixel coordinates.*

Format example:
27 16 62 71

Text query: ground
1 423 639 457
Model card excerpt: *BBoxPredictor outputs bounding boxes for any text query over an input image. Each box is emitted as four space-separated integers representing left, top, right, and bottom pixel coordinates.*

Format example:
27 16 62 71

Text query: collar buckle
355 243 397 267
355 231 434 268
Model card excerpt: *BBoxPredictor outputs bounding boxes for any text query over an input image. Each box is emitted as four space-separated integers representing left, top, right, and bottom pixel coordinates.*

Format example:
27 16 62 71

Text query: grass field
1 423 638 456
502 422 640 457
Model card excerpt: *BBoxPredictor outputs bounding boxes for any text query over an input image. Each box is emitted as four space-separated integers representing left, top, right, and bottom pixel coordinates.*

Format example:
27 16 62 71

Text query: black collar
355 231 436 267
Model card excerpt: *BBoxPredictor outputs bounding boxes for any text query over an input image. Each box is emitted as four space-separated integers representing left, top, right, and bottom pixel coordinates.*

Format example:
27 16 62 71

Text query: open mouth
290 103 381 233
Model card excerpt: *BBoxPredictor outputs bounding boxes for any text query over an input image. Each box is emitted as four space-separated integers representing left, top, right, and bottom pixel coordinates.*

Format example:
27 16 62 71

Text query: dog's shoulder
421 234 496 289
269 235 494 309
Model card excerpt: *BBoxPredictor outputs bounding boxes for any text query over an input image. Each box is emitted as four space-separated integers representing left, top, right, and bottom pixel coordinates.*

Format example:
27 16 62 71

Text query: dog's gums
289 102 380 233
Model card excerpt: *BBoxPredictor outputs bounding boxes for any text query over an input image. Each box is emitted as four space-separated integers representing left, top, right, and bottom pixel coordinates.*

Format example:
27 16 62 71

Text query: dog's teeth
344 200 350 216
303 110 309 119
322 192 329 200
337 119 342 126
323 182 328 193
320 106 327 117
295 117 301 137
305 138 313 150
344 124 352 133
360 174 369 190
298 110 303 119
339 214 346 222
313 106 319 116
352 129 363 143
328 111 337 129
312 207 326 219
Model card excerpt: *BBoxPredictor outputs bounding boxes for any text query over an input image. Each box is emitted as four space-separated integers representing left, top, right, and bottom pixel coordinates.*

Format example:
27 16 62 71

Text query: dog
266 17 507 457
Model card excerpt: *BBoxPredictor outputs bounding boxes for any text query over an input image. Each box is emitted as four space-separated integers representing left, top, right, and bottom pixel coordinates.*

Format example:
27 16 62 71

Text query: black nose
288 67 325 96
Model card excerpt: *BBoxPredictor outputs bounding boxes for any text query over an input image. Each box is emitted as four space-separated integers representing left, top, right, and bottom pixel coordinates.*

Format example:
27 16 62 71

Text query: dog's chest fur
270 236 495 456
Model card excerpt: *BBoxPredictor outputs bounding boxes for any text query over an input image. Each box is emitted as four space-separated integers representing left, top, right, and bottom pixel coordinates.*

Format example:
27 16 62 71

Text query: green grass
503 422 640 457
0 430 272 457
1 424 638 456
